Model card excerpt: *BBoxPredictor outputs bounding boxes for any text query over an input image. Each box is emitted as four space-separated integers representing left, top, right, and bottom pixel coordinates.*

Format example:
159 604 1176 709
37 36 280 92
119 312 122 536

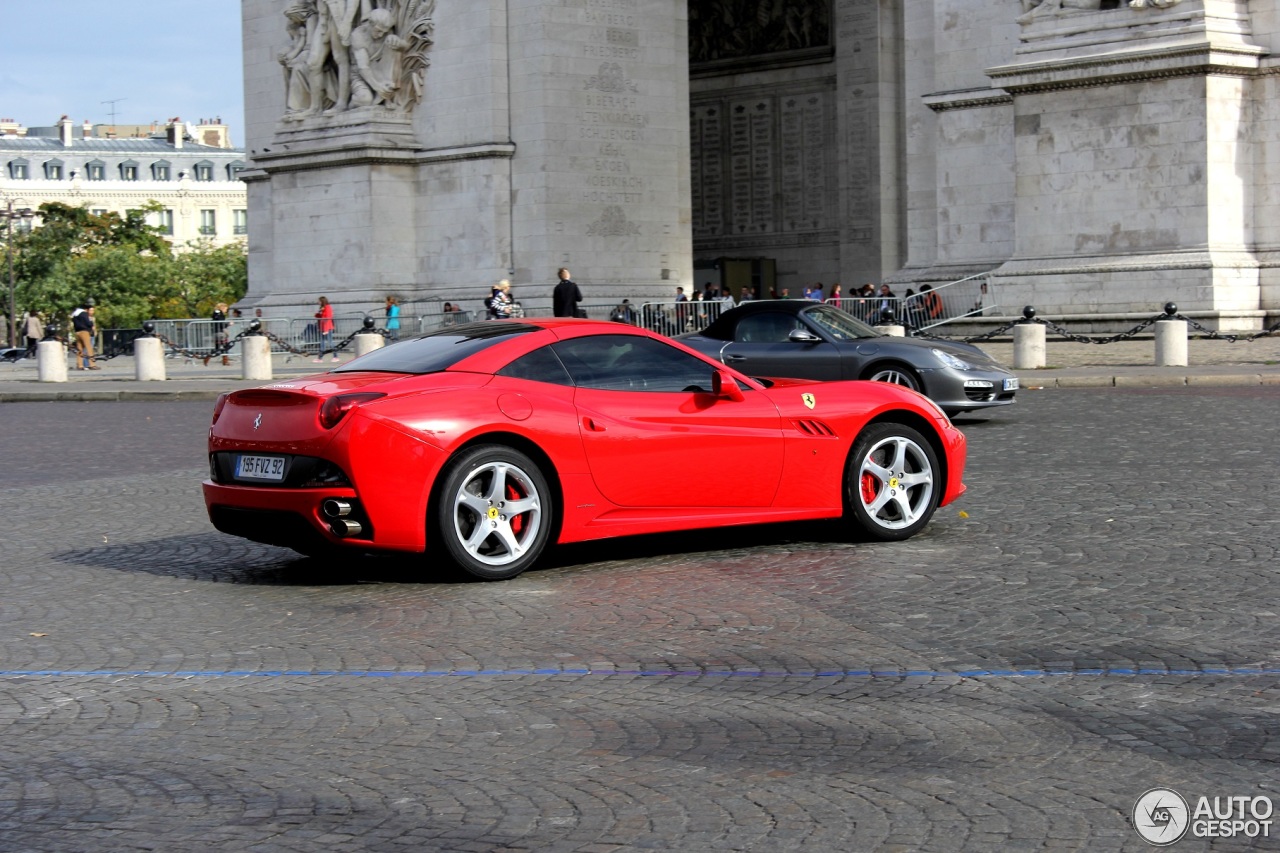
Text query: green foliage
9 202 247 331
160 240 250 319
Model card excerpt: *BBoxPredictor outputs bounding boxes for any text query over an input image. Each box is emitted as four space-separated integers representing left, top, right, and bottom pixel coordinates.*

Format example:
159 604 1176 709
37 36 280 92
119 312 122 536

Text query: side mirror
788 328 821 343
712 369 746 402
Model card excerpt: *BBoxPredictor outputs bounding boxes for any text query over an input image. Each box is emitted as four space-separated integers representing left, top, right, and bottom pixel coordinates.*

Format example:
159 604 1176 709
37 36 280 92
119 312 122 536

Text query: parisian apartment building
1 115 246 248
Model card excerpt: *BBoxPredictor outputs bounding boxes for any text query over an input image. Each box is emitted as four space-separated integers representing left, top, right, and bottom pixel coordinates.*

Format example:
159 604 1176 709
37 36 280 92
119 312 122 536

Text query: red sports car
204 319 967 580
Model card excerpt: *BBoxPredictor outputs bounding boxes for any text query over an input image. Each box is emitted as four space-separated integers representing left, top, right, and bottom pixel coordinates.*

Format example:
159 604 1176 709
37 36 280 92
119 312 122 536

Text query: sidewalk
0 351 338 402
1 336 1278 402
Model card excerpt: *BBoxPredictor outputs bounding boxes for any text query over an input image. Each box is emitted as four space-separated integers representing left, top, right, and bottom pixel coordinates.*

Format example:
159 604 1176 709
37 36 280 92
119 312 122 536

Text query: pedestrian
487 280 514 319
71 300 99 370
385 296 401 339
875 284 898 323
205 302 231 366
829 283 842 308
609 299 636 324
23 310 43 358
313 295 338 362
919 284 944 321
553 267 583 317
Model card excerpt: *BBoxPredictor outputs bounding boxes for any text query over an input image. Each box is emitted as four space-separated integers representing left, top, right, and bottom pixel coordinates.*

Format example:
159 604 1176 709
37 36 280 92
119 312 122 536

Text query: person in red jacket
313 295 337 362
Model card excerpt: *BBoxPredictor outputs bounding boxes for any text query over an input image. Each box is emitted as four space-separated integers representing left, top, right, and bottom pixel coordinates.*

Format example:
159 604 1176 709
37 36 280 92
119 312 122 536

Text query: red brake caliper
507 482 524 534
860 467 879 505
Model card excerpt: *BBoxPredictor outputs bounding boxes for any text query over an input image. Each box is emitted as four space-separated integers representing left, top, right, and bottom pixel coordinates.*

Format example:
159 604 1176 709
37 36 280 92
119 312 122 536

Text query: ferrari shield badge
801 393 816 410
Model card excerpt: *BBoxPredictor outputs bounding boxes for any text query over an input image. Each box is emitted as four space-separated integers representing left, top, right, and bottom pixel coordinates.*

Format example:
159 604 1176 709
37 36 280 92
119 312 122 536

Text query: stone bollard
1013 323 1046 369
37 340 68 383
133 336 166 381
1154 319 1188 367
353 332 386 357
873 324 905 337
242 335 273 381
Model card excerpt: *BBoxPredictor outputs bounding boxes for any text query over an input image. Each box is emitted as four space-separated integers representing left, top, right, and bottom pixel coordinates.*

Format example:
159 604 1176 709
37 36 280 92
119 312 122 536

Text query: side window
553 335 717 393
735 313 800 343
497 345 573 386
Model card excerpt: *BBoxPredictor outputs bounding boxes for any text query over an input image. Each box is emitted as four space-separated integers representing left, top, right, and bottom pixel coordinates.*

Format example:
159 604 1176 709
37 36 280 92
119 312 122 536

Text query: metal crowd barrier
827 272 999 331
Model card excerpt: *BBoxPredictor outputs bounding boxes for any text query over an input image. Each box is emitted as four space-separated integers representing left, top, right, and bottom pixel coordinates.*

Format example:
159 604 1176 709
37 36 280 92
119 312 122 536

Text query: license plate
1003 377 1020 391
235 454 286 481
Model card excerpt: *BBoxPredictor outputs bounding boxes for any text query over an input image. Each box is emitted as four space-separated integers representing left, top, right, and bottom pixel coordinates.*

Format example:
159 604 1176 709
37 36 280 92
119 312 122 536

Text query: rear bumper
203 482 372 554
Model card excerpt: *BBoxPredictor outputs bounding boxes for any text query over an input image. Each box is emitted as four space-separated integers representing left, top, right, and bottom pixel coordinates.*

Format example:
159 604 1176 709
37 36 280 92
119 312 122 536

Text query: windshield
331 322 539 374
803 304 881 341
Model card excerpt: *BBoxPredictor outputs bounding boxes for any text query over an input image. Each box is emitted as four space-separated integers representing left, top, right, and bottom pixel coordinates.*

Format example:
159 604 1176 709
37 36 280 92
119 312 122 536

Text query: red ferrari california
204 319 967 580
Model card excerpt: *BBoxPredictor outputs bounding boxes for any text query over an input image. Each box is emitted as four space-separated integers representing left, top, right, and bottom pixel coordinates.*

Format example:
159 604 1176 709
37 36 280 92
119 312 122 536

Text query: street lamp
4 199 35 349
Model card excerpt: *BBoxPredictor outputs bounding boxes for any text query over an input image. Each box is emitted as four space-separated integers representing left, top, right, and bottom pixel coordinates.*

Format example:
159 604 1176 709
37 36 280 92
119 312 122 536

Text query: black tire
434 444 553 581
845 422 941 541
863 362 921 392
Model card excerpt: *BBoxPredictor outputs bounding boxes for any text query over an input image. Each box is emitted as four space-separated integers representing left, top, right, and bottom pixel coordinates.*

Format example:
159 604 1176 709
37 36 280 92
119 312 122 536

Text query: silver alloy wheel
451 459 544 567
857 434 935 530
867 367 920 390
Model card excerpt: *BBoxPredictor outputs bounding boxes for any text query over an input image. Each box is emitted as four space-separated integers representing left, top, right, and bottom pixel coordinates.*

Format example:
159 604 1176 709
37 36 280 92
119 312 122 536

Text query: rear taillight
319 392 386 429
211 393 230 424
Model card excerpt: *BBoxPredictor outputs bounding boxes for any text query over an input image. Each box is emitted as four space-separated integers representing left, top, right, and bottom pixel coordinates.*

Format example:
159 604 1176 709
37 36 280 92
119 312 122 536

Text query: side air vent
793 419 837 437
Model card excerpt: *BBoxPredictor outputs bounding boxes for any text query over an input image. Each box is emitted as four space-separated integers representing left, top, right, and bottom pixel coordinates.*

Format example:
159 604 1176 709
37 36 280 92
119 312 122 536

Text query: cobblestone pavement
1 390 1278 851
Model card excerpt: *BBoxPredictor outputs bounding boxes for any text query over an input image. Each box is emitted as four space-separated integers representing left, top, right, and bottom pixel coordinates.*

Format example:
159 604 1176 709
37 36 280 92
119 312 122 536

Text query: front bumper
922 368 1018 413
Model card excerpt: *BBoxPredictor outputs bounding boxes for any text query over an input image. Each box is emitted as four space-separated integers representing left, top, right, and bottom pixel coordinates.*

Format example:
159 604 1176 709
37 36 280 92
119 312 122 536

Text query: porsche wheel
436 445 553 580
865 363 921 392
845 422 940 541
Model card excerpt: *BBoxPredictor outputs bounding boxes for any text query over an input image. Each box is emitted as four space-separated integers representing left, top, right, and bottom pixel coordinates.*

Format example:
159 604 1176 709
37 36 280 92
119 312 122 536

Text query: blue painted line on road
2 666 1278 680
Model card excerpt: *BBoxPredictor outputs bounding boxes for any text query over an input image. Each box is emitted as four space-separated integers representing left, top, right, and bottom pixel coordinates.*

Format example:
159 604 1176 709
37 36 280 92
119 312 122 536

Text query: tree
13 202 247 331
157 240 249 319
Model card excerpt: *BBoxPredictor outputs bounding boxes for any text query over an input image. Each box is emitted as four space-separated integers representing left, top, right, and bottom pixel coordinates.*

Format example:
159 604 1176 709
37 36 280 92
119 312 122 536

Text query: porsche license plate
235 454 286 481
1003 377 1020 391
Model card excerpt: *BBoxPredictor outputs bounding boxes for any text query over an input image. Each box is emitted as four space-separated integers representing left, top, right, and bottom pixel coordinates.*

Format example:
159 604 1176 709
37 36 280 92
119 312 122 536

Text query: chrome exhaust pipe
331 518 363 537
322 499 352 518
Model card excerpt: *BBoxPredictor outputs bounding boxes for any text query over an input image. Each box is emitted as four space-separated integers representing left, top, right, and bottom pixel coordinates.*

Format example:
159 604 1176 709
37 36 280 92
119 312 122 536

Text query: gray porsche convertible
677 300 1018 415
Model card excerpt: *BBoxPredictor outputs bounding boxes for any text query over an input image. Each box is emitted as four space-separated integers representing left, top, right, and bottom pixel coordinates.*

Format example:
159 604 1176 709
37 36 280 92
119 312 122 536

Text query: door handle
725 354 747 362
583 417 606 432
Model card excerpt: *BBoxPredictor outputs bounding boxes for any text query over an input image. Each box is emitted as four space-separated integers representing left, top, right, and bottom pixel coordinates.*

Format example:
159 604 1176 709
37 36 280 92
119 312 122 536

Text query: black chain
150 325 261 362
909 311 1279 345
141 324 394 364
1173 313 1280 343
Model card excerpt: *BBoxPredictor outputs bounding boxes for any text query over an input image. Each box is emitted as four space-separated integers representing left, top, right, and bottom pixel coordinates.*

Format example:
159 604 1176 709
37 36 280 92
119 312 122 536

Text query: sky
2 1 245 144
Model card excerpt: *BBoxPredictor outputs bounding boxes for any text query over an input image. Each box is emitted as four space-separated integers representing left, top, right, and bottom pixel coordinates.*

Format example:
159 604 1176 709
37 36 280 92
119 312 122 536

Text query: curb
1014 372 1280 389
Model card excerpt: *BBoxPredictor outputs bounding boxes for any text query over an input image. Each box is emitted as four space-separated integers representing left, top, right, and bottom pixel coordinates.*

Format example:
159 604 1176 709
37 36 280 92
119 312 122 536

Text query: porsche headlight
931 348 973 371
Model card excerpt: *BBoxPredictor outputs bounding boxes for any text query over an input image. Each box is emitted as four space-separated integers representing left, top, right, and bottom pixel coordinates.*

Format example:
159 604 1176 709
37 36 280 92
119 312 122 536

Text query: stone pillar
353 333 385 358
1154 319 1188 367
1013 323 1046 370
134 337 166 381
242 335 273 381
240 0 692 314
37 340 67 382
986 4 1267 316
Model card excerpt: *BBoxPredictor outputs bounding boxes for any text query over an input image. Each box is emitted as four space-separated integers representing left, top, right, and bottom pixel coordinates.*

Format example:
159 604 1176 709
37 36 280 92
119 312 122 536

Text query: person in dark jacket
552 268 583 318
205 302 231 366
71 300 99 370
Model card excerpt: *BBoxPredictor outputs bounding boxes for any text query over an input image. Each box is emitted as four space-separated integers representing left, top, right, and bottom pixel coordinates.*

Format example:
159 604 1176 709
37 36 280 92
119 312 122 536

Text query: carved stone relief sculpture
279 0 435 119
1017 0 1180 24
688 0 830 64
